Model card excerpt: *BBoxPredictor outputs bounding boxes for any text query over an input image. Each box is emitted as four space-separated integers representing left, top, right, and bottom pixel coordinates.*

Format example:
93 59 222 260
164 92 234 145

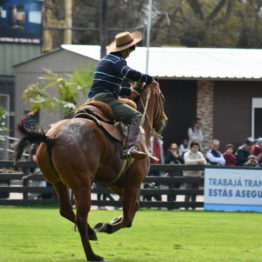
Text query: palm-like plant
22 68 94 116
0 107 8 133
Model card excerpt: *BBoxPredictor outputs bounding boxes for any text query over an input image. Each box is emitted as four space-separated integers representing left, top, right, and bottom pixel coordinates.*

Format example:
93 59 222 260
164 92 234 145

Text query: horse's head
133 82 168 136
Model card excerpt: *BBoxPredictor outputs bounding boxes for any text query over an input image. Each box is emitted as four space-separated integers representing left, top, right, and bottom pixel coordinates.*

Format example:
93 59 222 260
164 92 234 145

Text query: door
252 98 262 139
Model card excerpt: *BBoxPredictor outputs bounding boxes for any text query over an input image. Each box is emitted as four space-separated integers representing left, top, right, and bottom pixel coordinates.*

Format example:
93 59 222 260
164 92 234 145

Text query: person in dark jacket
235 138 255 166
164 143 183 203
88 31 159 160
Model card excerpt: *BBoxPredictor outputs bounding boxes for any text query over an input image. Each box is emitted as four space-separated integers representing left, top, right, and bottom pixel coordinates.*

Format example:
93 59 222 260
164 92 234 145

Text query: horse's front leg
94 182 141 234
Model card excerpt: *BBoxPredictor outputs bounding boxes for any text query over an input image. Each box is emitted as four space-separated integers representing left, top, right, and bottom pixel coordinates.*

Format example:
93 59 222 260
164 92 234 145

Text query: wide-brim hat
107 31 142 53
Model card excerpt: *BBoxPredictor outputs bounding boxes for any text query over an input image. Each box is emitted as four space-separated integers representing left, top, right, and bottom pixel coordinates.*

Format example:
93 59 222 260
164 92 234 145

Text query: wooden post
64 0 72 44
99 0 108 58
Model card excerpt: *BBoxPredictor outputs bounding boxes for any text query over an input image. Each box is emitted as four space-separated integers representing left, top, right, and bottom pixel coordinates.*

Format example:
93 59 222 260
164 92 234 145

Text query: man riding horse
88 31 159 160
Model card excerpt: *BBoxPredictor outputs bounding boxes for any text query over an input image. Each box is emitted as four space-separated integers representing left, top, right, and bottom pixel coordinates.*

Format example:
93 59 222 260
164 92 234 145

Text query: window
252 98 262 139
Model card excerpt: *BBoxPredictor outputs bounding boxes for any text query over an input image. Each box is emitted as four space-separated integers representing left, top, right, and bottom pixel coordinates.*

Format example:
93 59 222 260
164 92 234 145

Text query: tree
42 0 262 49
152 0 262 48
22 68 94 117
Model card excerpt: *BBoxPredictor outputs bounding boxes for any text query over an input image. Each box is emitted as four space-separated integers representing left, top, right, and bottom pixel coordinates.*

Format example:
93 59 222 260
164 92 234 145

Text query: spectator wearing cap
252 138 262 166
223 144 236 166
206 139 225 166
244 154 259 167
235 138 255 166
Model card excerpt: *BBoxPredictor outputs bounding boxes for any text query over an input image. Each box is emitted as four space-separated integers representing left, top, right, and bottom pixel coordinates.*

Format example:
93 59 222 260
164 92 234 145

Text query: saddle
73 99 137 143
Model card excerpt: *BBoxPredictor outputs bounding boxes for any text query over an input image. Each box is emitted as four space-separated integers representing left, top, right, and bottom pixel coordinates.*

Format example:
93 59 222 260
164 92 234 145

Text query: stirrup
121 146 146 160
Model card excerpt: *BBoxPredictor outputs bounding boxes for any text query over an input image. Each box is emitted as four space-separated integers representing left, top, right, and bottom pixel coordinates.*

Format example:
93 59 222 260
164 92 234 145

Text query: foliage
0 207 262 262
152 0 262 47
22 68 94 116
45 0 262 48
0 107 8 133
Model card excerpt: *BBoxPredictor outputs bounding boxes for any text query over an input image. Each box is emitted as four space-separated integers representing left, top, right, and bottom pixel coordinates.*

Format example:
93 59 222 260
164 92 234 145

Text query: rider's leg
92 93 146 160
121 114 146 160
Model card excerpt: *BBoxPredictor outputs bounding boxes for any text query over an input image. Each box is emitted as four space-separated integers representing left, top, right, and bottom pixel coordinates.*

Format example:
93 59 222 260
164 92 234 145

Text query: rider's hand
151 80 159 90
130 88 140 99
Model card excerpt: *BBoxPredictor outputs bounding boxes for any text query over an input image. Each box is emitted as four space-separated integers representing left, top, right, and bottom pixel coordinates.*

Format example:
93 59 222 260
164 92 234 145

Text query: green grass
0 207 261 262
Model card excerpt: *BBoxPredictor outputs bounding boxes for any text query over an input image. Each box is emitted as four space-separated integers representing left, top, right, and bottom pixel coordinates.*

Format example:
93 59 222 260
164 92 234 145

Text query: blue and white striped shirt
88 53 153 98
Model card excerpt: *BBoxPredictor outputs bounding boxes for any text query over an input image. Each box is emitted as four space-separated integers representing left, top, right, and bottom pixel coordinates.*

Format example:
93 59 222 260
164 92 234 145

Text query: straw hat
107 31 142 53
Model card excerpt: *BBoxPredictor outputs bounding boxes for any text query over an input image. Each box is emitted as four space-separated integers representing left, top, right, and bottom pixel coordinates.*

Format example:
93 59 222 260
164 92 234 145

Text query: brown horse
15 83 167 261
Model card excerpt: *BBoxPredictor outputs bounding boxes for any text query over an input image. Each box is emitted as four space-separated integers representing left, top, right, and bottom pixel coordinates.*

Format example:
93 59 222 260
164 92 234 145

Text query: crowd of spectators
150 118 262 169
147 117 262 206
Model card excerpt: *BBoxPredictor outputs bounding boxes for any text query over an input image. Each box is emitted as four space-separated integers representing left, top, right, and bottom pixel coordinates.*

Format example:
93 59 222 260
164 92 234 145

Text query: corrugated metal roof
62 44 262 80
0 43 41 75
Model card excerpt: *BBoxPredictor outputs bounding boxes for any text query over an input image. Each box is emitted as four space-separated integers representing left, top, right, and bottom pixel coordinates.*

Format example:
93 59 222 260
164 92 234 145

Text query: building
14 45 262 152
14 46 97 133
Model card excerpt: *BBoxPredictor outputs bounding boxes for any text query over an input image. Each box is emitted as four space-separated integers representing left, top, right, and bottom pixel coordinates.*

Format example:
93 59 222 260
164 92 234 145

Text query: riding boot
121 117 146 160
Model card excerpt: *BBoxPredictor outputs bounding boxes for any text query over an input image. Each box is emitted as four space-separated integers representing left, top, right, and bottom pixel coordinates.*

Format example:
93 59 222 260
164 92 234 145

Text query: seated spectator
223 144 236 166
252 138 262 166
206 139 225 166
235 138 255 166
244 154 259 167
165 143 183 203
179 138 189 158
183 142 206 208
165 143 183 166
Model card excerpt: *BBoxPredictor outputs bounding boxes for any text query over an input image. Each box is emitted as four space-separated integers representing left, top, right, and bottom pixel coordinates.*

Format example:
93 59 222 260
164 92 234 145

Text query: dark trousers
91 92 142 124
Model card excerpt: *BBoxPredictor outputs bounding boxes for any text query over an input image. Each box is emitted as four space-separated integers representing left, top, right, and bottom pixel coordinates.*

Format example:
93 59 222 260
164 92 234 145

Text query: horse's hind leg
74 186 104 261
53 181 98 241
53 181 75 223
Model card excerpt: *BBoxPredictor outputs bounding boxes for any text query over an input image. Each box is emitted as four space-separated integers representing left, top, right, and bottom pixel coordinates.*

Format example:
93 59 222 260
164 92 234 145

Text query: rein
139 87 151 128
137 85 163 139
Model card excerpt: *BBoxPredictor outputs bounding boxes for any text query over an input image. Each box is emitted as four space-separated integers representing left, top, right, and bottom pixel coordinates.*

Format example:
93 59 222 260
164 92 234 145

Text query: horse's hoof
88 255 106 261
89 233 98 241
94 222 107 232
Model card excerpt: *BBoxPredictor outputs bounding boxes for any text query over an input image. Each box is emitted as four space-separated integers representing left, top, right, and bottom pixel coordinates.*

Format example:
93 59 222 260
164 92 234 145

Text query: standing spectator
187 118 203 150
164 143 183 203
235 138 255 166
252 138 262 166
223 144 236 166
206 139 225 166
149 134 165 166
244 154 259 167
19 110 39 131
144 134 164 201
179 138 189 158
183 142 206 207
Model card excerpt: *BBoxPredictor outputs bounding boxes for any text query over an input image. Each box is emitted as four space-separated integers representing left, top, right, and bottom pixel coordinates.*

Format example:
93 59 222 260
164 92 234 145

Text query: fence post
22 168 29 200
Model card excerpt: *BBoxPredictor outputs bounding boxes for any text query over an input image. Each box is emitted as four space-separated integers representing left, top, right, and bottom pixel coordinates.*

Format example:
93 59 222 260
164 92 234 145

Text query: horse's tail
15 123 55 163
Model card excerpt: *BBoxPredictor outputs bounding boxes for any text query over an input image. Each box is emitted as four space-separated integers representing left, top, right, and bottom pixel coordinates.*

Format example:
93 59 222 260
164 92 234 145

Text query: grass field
0 207 261 262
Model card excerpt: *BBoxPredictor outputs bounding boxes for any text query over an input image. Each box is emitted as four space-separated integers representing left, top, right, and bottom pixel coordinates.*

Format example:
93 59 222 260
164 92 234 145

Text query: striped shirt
88 53 153 98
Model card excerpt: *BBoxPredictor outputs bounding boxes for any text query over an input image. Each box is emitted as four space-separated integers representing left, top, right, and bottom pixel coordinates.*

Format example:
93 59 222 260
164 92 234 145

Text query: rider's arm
116 59 153 84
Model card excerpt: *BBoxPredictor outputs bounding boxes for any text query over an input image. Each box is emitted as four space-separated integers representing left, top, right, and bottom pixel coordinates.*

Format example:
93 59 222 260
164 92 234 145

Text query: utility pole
146 0 152 74
64 0 72 45
100 0 108 58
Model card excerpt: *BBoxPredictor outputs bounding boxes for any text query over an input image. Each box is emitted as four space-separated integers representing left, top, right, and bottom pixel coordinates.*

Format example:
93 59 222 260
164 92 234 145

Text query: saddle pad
74 105 123 143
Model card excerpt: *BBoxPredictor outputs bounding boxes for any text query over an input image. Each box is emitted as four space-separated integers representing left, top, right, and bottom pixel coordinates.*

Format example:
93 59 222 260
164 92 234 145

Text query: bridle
134 83 165 139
